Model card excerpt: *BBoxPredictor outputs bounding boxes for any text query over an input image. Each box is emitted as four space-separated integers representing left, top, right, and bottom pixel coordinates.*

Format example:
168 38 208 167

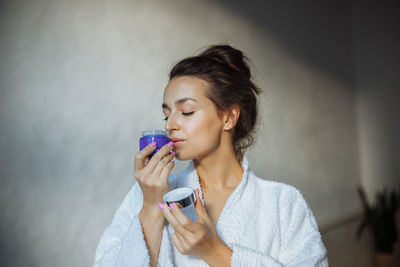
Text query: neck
193 140 244 190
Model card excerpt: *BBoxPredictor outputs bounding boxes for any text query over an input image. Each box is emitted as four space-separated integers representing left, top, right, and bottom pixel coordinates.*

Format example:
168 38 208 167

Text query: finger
134 142 157 172
174 232 193 254
161 203 195 236
174 203 183 209
194 189 209 223
159 159 175 181
194 188 205 211
169 203 197 233
194 188 200 205
145 142 174 172
171 233 188 254
152 151 176 178
168 207 195 254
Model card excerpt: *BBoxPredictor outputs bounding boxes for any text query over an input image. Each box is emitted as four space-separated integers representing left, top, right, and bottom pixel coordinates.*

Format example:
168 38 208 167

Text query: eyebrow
162 97 197 109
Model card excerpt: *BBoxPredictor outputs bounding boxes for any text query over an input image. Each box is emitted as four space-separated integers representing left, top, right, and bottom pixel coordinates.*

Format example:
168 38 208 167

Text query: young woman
94 45 328 266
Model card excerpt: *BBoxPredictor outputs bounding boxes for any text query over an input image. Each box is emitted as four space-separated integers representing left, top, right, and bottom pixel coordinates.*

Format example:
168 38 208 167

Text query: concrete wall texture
0 0 398 266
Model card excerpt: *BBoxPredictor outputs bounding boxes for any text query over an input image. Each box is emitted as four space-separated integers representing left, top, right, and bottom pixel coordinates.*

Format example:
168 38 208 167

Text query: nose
165 112 179 133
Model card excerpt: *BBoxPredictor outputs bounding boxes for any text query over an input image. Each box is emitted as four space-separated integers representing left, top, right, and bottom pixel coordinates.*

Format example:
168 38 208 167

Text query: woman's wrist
202 239 232 267
140 202 164 222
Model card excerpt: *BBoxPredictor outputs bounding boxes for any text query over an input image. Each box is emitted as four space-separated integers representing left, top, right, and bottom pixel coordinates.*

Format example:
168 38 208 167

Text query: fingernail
158 202 164 210
171 151 176 156
167 141 173 147
151 142 157 147
169 203 175 210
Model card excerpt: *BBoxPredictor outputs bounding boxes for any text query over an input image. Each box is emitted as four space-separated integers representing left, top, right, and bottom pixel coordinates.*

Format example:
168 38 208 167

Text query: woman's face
162 76 224 161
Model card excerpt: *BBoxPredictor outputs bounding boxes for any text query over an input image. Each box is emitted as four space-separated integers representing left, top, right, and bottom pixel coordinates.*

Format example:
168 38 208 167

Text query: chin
174 144 215 162
176 150 211 162
174 148 198 161
174 153 192 161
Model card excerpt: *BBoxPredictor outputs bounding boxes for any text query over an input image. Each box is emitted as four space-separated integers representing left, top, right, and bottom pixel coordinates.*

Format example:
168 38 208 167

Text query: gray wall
0 0 398 266
351 0 400 200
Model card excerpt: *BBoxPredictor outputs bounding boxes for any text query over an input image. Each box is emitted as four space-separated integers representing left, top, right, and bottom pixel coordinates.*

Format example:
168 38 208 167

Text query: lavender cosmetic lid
139 130 170 156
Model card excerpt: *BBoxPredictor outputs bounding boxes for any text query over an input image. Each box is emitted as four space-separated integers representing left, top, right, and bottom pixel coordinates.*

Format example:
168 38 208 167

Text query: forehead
163 76 210 103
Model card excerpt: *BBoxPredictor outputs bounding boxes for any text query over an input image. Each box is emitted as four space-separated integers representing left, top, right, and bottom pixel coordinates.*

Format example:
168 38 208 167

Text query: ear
223 105 240 131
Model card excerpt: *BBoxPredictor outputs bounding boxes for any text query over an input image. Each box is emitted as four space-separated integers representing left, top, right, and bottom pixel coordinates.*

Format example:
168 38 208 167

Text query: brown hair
169 45 262 162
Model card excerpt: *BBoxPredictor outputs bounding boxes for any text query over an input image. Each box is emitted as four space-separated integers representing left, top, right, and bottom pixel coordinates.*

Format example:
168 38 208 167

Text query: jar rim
142 130 167 136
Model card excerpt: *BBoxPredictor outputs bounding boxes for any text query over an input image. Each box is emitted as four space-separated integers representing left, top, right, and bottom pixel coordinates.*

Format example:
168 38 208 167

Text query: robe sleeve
231 187 328 267
93 183 174 267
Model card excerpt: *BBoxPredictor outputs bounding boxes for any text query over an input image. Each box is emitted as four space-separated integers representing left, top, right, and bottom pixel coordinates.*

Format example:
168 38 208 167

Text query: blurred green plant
356 184 400 252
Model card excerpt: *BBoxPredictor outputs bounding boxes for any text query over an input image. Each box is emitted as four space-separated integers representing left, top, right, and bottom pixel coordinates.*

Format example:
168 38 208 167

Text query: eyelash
163 112 194 121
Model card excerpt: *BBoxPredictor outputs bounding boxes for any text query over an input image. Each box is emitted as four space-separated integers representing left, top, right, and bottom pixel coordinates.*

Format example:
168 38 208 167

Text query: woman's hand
134 141 175 207
159 189 233 266
135 142 175 267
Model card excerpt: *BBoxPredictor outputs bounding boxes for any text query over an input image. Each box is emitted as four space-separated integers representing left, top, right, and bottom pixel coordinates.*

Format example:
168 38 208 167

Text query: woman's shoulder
250 172 308 207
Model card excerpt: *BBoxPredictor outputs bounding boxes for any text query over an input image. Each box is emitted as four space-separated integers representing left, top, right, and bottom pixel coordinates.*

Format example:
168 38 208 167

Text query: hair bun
199 45 251 79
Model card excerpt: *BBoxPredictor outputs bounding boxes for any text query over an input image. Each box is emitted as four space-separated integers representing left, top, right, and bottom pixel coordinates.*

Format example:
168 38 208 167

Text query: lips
170 137 185 146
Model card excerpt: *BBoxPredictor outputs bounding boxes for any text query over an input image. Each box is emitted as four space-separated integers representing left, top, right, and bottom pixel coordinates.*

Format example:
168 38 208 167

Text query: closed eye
163 112 194 121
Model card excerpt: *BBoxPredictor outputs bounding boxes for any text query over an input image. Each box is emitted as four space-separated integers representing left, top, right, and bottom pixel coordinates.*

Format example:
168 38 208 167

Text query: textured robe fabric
93 157 328 266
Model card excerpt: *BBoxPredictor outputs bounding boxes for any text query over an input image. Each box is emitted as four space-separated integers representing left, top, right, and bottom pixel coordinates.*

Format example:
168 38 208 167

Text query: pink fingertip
167 141 173 147
169 203 175 210
151 142 157 147
158 203 164 210
171 151 176 156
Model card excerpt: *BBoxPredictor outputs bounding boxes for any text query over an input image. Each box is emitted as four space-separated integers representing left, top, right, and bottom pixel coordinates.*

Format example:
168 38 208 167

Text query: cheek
187 114 222 145
176 115 222 160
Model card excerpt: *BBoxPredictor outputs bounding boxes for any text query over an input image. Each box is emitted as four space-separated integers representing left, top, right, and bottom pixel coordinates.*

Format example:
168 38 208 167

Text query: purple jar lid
139 130 170 157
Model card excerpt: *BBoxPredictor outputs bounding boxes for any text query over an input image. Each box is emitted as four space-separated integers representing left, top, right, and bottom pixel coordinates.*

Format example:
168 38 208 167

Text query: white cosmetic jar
163 187 197 222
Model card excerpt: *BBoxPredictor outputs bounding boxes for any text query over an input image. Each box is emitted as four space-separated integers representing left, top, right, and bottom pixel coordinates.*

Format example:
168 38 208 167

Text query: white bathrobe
93 157 328 266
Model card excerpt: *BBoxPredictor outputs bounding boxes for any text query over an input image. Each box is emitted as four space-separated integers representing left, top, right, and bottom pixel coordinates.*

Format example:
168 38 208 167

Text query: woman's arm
140 203 165 267
93 183 175 267
94 142 176 266
134 142 175 266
